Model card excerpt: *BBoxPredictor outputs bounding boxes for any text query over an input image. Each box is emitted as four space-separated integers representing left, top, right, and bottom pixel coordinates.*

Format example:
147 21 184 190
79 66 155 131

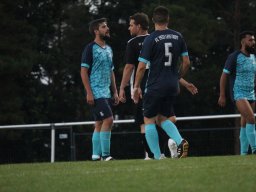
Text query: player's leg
239 116 249 155
95 98 114 160
143 95 161 159
156 115 177 158
140 124 154 159
156 125 168 158
135 99 154 159
236 99 256 153
92 121 102 160
101 116 114 160
158 96 188 158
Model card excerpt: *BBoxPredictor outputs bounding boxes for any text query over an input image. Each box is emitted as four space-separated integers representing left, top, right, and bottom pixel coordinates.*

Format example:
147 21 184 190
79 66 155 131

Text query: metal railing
0 114 243 162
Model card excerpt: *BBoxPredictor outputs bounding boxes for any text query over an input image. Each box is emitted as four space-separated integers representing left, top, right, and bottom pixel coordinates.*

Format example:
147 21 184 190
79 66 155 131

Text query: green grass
0 155 255 192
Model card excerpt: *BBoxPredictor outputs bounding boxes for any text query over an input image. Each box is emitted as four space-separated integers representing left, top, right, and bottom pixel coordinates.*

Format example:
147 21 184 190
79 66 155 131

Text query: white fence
0 114 243 163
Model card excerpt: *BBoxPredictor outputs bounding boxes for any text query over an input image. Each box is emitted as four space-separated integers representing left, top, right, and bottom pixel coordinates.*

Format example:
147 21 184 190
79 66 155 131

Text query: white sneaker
168 138 178 158
144 152 152 160
160 153 166 159
92 155 101 161
103 156 114 161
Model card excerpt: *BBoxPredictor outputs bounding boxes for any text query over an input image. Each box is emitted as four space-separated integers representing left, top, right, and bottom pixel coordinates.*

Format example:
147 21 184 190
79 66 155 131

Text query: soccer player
133 6 190 159
119 12 197 159
218 31 256 155
80 18 119 161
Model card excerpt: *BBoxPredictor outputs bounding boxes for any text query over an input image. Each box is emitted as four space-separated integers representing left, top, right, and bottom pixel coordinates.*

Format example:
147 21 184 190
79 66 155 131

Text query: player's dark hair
89 18 107 35
130 12 149 30
152 6 169 24
239 31 255 41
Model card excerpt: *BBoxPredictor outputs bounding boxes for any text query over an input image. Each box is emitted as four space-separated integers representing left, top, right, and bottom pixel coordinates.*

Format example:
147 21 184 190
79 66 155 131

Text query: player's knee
169 116 177 123
104 116 114 126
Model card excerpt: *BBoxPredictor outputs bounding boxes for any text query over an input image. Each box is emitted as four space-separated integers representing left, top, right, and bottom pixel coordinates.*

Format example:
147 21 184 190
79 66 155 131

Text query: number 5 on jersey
164 42 173 66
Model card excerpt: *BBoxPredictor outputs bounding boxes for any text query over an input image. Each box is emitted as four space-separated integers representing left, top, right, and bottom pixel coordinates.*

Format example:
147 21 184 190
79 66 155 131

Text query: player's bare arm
81 67 94 105
119 64 135 103
179 78 198 95
111 71 119 106
133 61 146 104
179 56 190 78
218 72 228 107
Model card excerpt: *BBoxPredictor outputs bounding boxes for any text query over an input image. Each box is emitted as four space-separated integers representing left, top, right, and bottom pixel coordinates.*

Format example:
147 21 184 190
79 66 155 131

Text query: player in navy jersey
119 12 197 159
218 31 256 155
80 18 119 161
133 6 190 159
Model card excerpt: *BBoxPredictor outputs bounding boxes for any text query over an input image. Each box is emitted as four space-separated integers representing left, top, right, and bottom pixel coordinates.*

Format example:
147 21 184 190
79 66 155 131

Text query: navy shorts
143 94 176 118
91 98 113 121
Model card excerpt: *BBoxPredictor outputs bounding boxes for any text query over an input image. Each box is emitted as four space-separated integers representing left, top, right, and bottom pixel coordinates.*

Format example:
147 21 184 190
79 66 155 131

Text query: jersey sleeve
223 53 237 74
180 35 189 56
81 43 93 69
125 41 137 65
138 36 152 65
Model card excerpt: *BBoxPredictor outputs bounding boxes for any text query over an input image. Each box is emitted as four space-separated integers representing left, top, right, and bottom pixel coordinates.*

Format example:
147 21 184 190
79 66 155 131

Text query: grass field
0 155 255 192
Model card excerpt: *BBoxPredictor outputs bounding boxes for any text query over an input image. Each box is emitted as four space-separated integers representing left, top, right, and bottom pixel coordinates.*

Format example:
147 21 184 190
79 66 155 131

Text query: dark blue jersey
138 29 188 96
125 34 149 93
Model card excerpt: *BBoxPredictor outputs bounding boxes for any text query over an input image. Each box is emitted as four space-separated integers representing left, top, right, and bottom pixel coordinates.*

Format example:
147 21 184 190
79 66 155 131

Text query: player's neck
94 37 106 48
155 23 168 31
137 30 148 36
240 47 250 56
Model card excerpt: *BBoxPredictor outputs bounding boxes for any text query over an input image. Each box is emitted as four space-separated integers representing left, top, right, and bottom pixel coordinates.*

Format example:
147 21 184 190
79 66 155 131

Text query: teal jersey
223 51 256 101
81 42 114 99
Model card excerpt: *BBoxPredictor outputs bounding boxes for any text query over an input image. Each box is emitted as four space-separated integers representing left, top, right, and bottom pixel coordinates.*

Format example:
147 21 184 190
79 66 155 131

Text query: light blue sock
145 124 161 159
161 120 182 145
246 123 256 152
239 127 249 155
100 131 111 157
92 131 101 159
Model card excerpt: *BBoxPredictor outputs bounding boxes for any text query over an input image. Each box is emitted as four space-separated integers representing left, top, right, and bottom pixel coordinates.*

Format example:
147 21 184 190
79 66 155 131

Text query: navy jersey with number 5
138 29 188 96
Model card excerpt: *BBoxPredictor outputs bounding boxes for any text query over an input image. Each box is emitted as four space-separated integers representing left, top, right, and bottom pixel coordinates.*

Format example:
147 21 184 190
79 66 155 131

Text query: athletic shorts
143 94 176 119
91 98 113 121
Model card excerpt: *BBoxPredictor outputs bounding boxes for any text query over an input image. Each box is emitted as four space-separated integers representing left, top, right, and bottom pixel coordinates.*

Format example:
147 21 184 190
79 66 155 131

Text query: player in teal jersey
81 18 119 161
218 31 256 155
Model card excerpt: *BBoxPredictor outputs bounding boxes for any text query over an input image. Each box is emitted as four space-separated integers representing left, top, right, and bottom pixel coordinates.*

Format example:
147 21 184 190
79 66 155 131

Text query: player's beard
100 33 110 41
245 45 255 54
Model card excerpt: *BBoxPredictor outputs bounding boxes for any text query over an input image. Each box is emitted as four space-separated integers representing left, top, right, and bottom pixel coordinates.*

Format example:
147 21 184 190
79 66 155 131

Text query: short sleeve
138 36 153 64
223 53 237 74
180 35 189 56
81 43 93 68
125 41 137 65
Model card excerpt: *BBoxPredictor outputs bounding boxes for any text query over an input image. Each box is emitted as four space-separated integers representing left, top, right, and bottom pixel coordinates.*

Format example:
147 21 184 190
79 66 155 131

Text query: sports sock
141 133 154 158
156 125 169 155
100 131 111 157
92 131 101 159
239 127 249 155
145 124 161 159
245 123 256 152
161 120 182 146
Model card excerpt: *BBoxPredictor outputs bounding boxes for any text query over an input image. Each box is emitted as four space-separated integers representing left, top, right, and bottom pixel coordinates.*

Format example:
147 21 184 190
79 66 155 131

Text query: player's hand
132 87 142 104
218 95 226 107
186 83 198 95
86 93 94 105
112 92 119 106
119 88 126 103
